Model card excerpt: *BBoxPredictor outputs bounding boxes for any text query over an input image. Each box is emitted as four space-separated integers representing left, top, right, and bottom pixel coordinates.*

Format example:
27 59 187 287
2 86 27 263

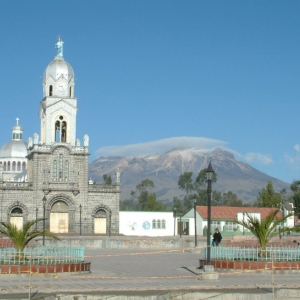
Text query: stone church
0 38 120 235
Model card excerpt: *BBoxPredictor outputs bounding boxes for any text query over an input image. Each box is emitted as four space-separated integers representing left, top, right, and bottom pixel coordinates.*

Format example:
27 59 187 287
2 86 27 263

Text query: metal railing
206 246 300 261
0 246 84 265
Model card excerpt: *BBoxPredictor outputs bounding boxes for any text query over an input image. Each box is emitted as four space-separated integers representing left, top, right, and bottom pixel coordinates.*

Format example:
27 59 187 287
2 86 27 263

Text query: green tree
223 191 244 207
173 197 183 214
212 190 222 206
257 181 282 208
195 168 217 188
120 199 135 211
233 209 299 253
178 172 195 212
0 218 60 252
290 180 300 217
131 179 165 211
136 179 155 192
293 194 300 218
103 174 112 185
178 172 194 195
145 193 164 211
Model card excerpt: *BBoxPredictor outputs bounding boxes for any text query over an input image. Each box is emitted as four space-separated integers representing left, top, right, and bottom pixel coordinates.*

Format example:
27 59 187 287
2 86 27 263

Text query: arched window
11 207 23 214
69 87 72 97
61 121 67 142
152 219 156 229
54 116 67 143
12 161 16 171
157 219 161 229
22 162 26 171
53 160 57 180
55 120 60 142
65 160 69 180
49 85 53 96
3 162 6 171
162 219 166 229
52 201 68 211
17 162 21 171
7 162 10 171
59 154 63 179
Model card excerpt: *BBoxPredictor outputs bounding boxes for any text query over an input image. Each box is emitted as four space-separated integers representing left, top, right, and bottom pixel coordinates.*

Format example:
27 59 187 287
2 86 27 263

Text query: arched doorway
50 201 69 233
10 207 23 230
94 209 107 234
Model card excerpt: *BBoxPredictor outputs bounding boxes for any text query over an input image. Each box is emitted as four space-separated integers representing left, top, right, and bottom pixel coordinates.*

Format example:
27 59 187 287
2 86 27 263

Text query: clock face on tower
57 82 67 92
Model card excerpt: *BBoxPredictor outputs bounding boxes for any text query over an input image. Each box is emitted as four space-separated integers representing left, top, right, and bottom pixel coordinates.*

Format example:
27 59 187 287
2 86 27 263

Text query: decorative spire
12 118 23 141
55 37 64 57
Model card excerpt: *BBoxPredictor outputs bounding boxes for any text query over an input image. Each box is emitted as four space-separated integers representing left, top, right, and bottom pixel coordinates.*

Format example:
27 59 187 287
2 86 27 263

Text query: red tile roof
196 206 282 220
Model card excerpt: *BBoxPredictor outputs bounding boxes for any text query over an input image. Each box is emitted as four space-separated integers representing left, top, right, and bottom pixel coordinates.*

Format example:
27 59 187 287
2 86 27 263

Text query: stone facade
0 39 120 235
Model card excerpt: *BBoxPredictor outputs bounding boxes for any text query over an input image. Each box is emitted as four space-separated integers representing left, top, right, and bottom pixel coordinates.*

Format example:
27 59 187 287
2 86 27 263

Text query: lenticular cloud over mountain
96 136 227 158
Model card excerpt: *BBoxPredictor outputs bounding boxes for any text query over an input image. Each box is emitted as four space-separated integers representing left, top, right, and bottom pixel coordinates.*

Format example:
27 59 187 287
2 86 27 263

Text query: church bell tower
39 38 77 145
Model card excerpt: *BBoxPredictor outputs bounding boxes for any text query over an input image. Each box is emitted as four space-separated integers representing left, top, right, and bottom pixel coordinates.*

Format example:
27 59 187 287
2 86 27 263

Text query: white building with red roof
183 205 294 237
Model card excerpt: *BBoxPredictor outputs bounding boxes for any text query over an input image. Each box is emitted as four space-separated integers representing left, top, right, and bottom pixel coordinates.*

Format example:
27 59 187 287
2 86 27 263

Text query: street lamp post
79 204 82 236
194 199 197 247
179 213 182 238
35 208 38 229
206 162 214 265
42 196 46 246
173 208 177 237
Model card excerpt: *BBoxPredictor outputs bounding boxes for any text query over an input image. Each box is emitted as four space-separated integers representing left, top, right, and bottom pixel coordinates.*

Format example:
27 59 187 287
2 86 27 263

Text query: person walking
213 228 222 246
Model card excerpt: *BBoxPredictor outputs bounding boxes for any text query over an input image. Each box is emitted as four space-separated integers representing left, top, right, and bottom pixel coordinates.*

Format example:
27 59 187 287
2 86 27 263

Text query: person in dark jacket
213 228 222 246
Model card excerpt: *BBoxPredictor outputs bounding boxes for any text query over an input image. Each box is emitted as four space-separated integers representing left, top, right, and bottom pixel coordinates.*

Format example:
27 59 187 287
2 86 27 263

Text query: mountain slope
88 148 290 203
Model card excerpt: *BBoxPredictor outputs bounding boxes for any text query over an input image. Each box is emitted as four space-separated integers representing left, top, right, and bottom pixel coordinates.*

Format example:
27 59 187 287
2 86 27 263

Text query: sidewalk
0 247 299 298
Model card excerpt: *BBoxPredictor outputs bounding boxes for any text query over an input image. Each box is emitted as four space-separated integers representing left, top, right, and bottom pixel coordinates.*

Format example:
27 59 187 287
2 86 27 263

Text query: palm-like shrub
233 209 299 252
0 218 60 252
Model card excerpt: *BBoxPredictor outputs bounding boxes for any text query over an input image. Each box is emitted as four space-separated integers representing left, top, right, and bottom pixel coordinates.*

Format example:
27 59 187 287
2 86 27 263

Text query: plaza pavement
0 247 300 299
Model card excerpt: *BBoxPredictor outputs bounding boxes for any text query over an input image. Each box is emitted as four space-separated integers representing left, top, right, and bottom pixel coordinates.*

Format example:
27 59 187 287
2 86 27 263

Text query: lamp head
206 162 214 181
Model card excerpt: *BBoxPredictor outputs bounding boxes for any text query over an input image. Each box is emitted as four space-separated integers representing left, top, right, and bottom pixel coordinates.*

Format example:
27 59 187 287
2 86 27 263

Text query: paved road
0 247 299 298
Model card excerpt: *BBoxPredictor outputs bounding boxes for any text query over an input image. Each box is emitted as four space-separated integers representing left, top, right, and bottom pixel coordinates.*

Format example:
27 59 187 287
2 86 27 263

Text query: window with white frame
225 221 235 231
157 219 161 229
211 221 221 230
152 219 166 229
152 219 156 229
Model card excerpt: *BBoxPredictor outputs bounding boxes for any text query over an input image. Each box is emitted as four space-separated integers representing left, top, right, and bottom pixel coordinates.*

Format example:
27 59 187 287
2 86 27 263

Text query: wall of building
119 211 174 236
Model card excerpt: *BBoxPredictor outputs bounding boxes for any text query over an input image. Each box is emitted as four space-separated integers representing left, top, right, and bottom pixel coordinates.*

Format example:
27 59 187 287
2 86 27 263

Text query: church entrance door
50 201 69 233
94 209 107 234
10 207 23 230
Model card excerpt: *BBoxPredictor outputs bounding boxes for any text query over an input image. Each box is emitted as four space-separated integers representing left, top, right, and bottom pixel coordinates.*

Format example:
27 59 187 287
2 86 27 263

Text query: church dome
43 56 74 82
42 38 75 98
0 118 28 159
0 140 28 159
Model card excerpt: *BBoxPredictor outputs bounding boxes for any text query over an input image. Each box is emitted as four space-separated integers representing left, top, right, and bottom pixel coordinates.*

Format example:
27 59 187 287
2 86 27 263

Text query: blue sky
0 1 299 184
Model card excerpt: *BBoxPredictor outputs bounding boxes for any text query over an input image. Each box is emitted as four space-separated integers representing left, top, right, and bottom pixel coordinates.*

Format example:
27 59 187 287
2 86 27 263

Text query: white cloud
244 152 273 165
96 136 227 157
283 144 300 170
294 144 300 152
284 153 300 170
